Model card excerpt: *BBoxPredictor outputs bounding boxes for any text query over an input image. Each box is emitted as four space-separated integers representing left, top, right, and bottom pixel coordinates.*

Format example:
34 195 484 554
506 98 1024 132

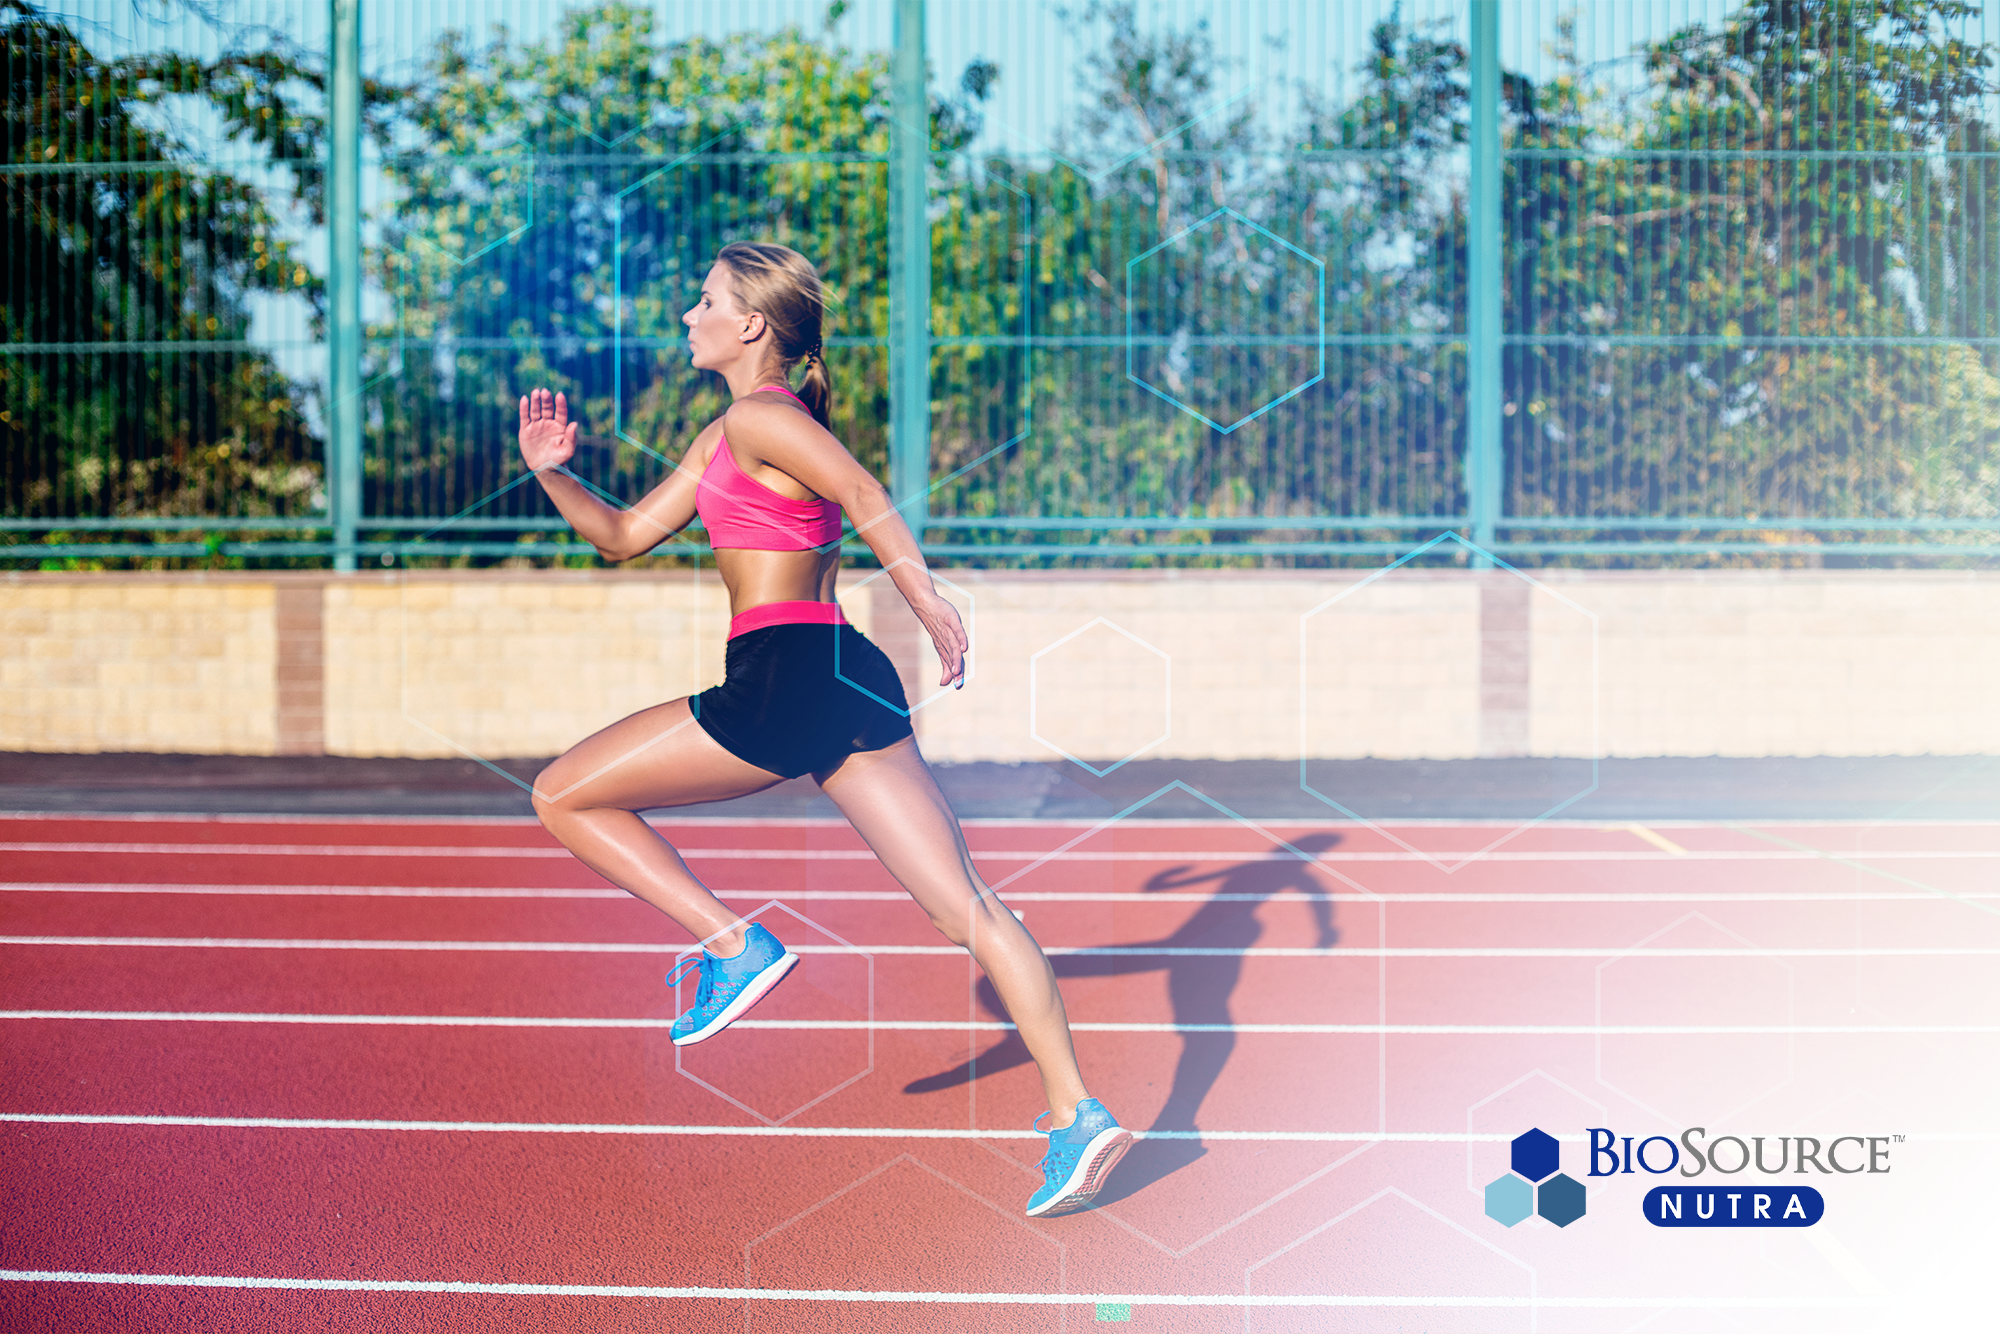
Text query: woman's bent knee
531 761 577 825
929 912 972 949
930 899 1025 954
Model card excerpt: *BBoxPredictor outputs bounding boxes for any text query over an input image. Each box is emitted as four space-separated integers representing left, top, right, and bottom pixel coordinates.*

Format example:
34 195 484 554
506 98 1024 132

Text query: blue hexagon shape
664 899 874 1126
1537 1173 1586 1228
388 139 536 273
1511 1127 1560 1183
834 559 975 717
1483 1173 1534 1228
1126 206 1323 434
1299 532 1601 875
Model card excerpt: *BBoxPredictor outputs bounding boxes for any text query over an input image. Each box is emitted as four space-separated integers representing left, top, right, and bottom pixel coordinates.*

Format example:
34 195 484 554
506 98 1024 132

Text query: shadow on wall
905 832 1342 1205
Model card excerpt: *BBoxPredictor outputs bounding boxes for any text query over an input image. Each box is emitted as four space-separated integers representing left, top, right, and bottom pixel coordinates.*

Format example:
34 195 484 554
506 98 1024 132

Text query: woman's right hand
912 592 970 689
518 387 578 473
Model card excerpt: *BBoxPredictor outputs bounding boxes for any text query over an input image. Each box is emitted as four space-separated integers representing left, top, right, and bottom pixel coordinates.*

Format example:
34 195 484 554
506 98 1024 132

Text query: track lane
5 814 1996 1333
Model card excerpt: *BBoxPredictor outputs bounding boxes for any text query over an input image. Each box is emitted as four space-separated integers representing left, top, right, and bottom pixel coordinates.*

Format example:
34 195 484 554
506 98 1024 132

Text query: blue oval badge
1644 1186 1824 1227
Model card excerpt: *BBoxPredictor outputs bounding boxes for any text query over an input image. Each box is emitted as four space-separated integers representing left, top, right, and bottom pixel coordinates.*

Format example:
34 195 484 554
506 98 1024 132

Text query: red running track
3 812 1998 1332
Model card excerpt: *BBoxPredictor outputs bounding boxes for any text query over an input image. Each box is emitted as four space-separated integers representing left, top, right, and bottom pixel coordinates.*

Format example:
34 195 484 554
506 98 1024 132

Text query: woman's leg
816 737 1092 1126
532 697 785 955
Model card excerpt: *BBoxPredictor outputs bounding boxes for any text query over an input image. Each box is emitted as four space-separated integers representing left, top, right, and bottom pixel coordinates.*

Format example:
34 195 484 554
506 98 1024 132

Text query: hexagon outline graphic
986 778 1383 905
981 83 1254 185
1125 205 1325 435
1593 909 1798 1127
744 1152 1066 1296
392 137 537 272
609 120 758 469
1029 617 1171 777
1246 1187 1537 1307
972 778 1385 1261
388 498 712 799
1464 1068 1605 1197
670 898 874 1127
1299 530 1601 874
612 133 1040 548
834 559 975 717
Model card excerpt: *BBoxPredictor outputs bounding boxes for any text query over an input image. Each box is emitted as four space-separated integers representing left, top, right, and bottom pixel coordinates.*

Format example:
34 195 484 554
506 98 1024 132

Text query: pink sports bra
695 385 843 551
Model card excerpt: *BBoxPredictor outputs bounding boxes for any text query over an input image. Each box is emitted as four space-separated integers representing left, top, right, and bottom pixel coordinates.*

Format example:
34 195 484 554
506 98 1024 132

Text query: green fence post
1466 0 1500 568
889 0 931 536
328 0 362 572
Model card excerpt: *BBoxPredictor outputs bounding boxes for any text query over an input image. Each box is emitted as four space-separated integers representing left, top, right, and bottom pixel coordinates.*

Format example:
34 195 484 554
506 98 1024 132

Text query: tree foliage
5 0 1997 566
0 0 366 527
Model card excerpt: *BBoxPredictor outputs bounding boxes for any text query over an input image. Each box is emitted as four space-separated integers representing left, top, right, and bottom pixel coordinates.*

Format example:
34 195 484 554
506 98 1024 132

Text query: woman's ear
739 310 766 344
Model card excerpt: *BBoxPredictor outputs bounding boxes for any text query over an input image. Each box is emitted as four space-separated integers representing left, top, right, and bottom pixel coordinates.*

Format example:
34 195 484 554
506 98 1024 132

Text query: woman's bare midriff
714 546 840 617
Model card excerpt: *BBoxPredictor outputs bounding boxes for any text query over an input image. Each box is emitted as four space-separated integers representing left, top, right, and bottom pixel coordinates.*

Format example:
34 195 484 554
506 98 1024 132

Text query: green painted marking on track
1096 1302 1132 1321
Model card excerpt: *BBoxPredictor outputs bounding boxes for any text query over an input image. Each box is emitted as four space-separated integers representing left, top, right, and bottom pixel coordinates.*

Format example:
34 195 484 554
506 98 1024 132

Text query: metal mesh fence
4 0 1998 566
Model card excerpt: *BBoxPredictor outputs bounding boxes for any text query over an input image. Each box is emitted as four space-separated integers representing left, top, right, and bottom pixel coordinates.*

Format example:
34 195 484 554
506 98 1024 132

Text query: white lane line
0 1114 1467 1141
5 840 1997 863
0 841 577 858
5 935 1998 958
7 1010 1996 1036
1 810 1988 829
9 882 2000 906
7 1114 1989 1144
0 1271 1873 1308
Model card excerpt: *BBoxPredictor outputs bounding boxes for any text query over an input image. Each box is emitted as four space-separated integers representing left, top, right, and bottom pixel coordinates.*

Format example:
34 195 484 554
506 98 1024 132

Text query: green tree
1 0 340 540
1507 0 2000 534
370 2 994 553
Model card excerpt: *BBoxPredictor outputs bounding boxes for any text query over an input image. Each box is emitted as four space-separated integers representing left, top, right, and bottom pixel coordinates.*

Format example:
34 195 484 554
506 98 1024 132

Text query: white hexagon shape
1299 533 1599 873
743 1155 1064 1333
970 781 1378 1261
369 557 717 784
661 899 874 1127
388 140 536 273
1126 205 1323 434
1244 1188 1534 1332
1029 617 1170 776
1596 911 1795 1127
836 558 974 716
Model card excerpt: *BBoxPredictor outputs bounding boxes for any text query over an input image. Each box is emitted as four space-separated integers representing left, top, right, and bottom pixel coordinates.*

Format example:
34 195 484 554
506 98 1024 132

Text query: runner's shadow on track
905 833 1342 1205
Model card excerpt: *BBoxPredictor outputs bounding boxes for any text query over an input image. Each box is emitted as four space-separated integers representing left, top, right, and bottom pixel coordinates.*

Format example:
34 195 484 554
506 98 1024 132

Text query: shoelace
666 955 712 1010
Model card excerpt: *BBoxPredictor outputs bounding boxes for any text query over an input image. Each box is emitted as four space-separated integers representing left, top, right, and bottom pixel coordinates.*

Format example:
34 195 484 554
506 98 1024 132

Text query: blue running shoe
666 923 799 1046
1025 1098 1132 1217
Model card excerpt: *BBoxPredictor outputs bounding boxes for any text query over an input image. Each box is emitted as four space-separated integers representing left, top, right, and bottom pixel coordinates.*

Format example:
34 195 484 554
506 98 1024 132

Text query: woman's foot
1025 1098 1132 1217
667 923 799 1045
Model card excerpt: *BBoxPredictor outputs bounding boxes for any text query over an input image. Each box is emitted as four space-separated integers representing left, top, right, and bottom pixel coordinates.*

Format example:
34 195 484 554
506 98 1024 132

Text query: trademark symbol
1893 1135 1905 1143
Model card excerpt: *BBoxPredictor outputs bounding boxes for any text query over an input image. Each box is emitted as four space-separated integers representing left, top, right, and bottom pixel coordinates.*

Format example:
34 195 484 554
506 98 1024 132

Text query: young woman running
515 241 1128 1217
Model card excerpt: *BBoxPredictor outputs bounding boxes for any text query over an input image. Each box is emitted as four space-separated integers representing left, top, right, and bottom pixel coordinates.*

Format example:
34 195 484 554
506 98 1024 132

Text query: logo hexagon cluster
1485 1127 1586 1228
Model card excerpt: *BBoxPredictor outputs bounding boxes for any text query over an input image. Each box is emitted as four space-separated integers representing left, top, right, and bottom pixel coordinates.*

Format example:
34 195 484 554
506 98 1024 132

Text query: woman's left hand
518 387 578 473
912 594 969 688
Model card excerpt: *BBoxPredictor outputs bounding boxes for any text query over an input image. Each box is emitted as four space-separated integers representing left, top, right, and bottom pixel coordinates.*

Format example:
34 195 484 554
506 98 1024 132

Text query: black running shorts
693 623 914 779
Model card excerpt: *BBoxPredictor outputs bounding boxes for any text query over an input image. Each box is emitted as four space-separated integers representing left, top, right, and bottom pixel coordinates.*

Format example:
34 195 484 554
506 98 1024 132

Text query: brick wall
3 568 1995 761
0 579 276 754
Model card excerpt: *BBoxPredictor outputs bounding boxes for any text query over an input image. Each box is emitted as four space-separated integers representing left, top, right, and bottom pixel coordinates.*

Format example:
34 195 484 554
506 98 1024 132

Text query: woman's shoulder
722 391 817 453
685 416 728 470
723 390 809 425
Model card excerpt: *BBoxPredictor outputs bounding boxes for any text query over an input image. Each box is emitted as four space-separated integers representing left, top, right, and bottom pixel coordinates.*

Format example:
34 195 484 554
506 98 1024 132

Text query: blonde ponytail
798 340 833 429
717 241 833 429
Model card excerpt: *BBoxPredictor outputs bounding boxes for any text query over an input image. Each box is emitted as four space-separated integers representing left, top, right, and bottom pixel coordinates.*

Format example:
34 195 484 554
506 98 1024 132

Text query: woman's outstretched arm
518 387 703 562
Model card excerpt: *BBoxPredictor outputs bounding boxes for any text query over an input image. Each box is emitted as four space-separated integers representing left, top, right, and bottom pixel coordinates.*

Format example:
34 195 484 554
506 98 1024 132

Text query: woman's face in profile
682 261 752 372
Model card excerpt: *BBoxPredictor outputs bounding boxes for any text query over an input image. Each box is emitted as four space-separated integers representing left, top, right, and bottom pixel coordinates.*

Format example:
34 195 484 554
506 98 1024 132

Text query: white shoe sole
671 951 799 1046
1025 1126 1133 1217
